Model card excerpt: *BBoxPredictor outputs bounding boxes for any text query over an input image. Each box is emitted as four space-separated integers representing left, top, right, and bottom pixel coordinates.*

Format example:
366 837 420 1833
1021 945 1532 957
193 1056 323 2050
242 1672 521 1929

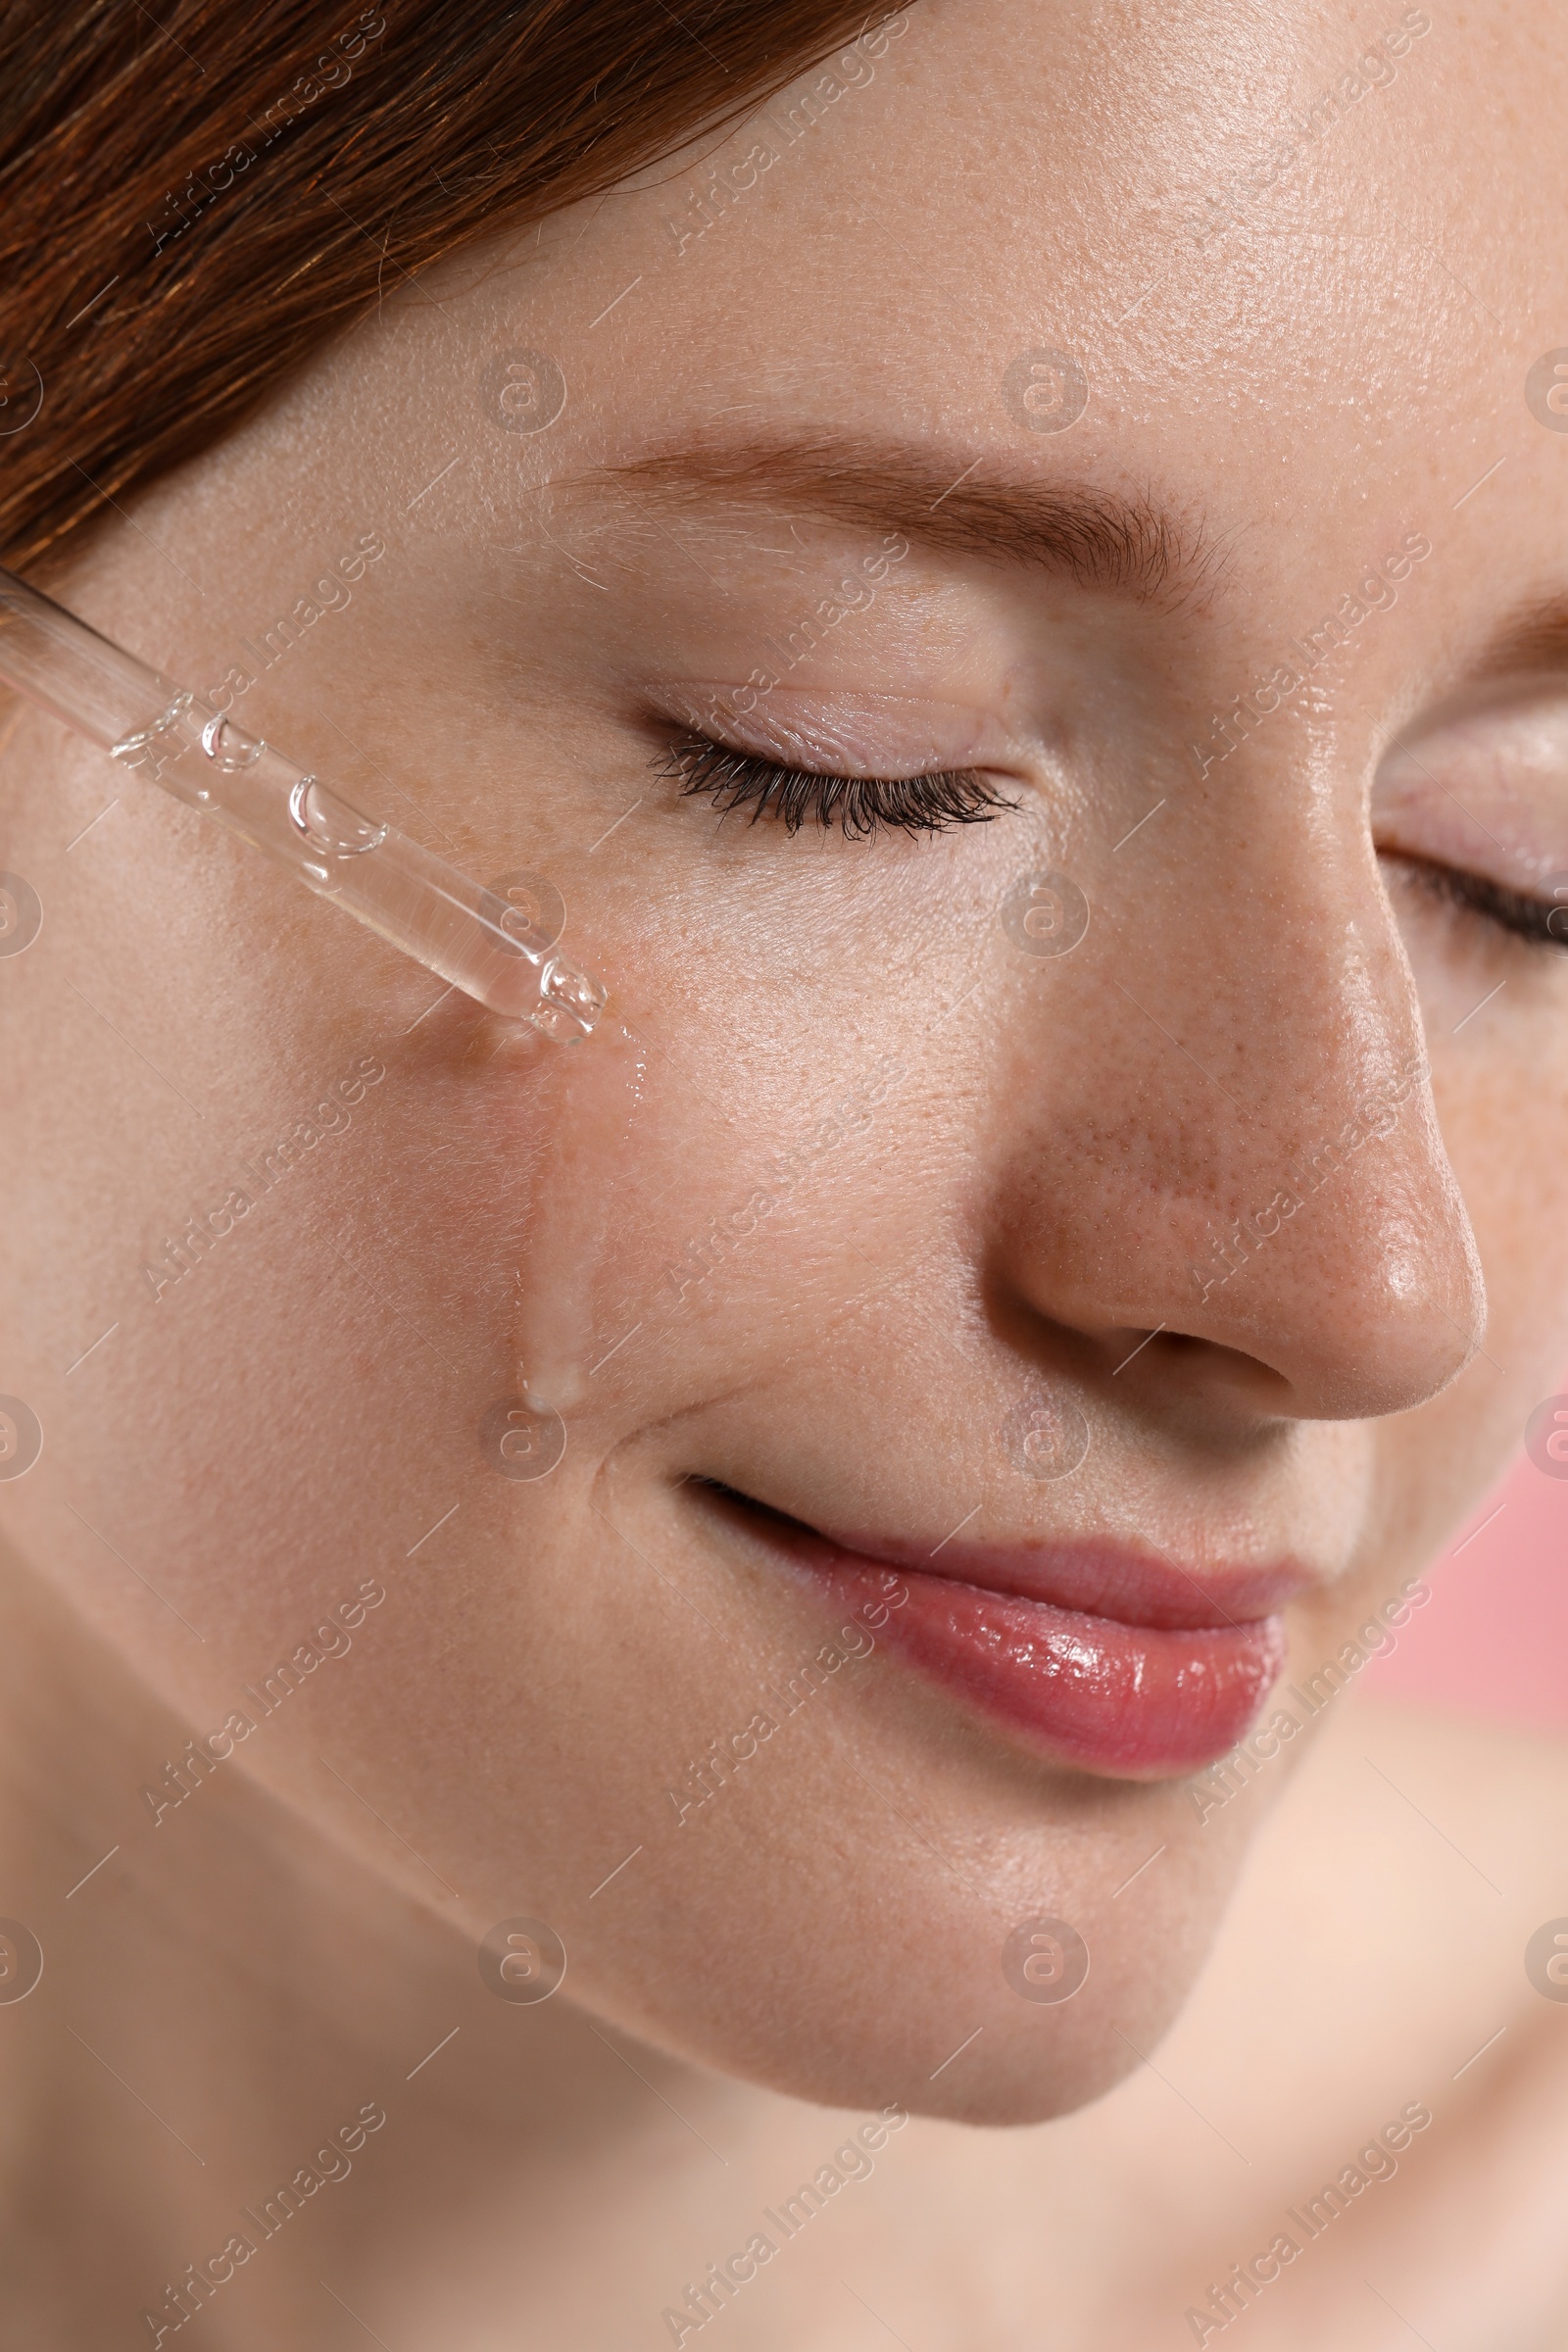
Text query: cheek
1435 1045 1568 1415
1347 1069 1568 1635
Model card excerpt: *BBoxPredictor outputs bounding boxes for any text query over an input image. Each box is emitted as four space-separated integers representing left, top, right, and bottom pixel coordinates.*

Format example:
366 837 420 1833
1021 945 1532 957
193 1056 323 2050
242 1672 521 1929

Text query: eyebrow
585 435 1220 609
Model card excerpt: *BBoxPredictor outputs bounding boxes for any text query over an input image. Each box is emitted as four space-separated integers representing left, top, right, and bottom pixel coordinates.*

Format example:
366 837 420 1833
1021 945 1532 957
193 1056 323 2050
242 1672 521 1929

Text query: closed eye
656 730 1018 839
1386 852 1568 950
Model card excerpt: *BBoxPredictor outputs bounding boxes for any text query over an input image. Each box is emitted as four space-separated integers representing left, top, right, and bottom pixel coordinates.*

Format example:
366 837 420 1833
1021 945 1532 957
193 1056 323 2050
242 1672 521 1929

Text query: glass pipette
0 564 606 1042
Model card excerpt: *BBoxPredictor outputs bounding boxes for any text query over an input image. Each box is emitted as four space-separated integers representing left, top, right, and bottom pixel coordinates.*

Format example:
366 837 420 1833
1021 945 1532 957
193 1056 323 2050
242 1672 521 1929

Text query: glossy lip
731 1505 1308 1782
826 1530 1312 1631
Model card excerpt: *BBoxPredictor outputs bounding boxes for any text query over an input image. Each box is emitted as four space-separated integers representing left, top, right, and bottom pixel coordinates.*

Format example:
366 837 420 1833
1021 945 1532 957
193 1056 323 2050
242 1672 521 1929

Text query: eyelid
1386 852 1568 952
1373 688 1568 897
645 682 1026 779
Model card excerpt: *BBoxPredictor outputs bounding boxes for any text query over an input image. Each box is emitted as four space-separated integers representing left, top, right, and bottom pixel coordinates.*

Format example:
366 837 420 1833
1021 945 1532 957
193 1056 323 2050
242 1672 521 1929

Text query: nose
988 763 1486 1424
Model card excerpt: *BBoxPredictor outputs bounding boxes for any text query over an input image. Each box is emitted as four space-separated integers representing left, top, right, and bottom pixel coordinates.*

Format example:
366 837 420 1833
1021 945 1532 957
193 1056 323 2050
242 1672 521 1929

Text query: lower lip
789 1550 1287 1780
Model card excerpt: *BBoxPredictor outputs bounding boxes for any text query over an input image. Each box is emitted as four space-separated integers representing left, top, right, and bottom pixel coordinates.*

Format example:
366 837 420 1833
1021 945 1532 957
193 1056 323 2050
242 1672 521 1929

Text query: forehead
679 19 1528 360
335 0 1568 649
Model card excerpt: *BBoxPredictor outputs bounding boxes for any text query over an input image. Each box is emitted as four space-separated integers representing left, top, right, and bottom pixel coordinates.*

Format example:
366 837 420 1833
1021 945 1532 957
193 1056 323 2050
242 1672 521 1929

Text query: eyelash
1395 853 1568 951
654 748 1568 942
656 731 1017 839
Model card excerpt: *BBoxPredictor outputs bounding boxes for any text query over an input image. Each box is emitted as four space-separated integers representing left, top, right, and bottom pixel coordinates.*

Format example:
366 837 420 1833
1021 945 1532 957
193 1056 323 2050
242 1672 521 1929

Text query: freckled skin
3 0 1568 2340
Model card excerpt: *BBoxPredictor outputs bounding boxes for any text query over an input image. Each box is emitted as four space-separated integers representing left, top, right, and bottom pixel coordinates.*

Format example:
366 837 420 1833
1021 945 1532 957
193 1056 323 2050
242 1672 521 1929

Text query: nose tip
995 1013 1488 1433
1166 1069 1488 1420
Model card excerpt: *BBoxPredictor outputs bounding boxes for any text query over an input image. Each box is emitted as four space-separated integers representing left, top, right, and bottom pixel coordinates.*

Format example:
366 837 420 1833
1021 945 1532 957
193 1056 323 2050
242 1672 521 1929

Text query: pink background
1360 1440 1568 1730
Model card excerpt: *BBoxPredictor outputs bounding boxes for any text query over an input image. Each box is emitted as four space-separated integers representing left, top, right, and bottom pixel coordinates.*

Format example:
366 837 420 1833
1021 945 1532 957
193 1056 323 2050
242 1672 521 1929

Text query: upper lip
810 1526 1314 1630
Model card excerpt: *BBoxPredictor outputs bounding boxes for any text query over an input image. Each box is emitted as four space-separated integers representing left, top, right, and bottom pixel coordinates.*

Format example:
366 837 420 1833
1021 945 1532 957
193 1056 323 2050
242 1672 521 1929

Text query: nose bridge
1106 716 1395 1059
996 745 1487 1421
1164 793 1415 1175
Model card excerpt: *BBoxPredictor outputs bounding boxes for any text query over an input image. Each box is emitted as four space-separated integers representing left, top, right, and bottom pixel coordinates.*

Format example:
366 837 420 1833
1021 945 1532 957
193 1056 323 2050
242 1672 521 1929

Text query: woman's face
5 0 1565 2123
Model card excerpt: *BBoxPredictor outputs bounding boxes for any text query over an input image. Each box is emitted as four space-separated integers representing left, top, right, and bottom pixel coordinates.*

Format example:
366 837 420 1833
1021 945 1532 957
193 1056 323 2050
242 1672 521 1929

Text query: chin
549 1756 1245 2129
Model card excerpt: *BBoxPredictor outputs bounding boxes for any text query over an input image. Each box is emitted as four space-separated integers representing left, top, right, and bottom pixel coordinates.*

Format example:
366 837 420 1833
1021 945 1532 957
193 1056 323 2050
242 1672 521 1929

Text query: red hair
0 0 892 565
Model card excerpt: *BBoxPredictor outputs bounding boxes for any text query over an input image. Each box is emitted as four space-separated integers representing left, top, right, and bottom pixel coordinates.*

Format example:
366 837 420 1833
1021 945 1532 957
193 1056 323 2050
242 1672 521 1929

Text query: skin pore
3 0 1568 2341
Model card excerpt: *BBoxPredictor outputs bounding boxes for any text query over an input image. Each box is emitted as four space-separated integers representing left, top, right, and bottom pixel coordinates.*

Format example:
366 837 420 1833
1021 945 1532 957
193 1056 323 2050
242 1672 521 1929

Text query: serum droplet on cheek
503 1020 651 1416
